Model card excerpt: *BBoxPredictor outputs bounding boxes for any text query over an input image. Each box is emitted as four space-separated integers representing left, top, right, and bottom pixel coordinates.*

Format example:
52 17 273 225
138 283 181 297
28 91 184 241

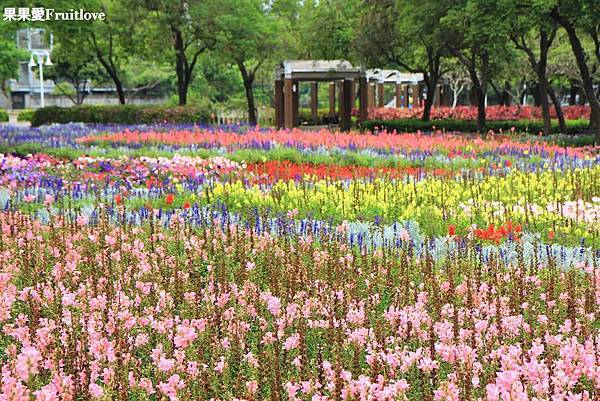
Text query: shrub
0 109 8 122
361 118 590 135
17 109 34 122
31 104 212 127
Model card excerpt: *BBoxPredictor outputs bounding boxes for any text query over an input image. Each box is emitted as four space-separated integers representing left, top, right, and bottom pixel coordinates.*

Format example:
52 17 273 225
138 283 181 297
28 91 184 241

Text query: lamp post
28 50 52 108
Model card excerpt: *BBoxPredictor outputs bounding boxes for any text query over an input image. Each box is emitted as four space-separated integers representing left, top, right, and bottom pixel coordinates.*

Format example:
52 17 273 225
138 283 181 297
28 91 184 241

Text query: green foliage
361 118 590 135
299 0 361 60
16 110 33 122
30 105 212 126
0 110 8 123
0 24 27 93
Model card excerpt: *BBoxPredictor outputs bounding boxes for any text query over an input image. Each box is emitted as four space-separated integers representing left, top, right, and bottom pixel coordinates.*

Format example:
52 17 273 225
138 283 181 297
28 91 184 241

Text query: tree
46 0 139 104
0 24 26 108
355 0 449 121
445 61 470 108
441 0 512 131
44 42 107 105
133 0 217 106
214 0 284 125
550 0 600 141
504 0 559 134
300 0 361 60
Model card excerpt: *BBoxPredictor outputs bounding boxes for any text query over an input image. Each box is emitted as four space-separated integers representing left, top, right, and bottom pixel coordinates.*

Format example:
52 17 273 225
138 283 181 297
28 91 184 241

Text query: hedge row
31 105 211 127
0 109 8 122
361 118 591 135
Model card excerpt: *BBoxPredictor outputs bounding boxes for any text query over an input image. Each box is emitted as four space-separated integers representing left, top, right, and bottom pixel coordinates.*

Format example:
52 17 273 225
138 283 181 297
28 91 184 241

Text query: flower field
0 124 598 400
367 106 591 122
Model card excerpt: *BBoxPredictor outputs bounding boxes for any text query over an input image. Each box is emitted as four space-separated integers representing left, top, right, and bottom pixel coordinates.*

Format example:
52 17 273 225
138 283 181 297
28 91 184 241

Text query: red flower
548 230 555 240
448 224 456 236
183 200 190 209
165 193 175 205
114 194 123 205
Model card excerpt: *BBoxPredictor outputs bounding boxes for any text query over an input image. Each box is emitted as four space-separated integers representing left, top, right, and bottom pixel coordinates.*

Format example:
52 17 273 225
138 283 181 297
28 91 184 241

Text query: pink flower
158 357 175 372
283 333 300 351
15 346 42 381
214 356 226 373
158 374 185 401
89 383 103 398
246 380 258 395
174 324 197 349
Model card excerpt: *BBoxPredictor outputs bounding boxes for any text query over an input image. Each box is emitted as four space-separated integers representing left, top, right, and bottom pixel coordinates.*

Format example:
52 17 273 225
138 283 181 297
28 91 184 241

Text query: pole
39 57 45 108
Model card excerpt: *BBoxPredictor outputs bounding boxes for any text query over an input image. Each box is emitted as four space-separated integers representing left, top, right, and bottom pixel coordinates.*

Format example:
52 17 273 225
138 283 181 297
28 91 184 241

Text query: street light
28 50 52 108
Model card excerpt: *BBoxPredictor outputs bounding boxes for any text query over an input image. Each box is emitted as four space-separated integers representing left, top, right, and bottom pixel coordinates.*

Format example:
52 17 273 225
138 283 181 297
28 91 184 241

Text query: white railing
212 109 249 125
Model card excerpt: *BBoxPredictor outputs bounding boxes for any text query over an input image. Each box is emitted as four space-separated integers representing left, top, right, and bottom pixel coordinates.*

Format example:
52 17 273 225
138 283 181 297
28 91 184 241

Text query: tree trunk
549 87 567 134
532 84 542 107
238 62 257 125
537 31 552 136
421 81 435 121
569 82 577 105
452 89 459 108
243 80 257 125
172 28 188 106
475 85 486 131
556 13 600 142
420 51 441 122
96 54 125 104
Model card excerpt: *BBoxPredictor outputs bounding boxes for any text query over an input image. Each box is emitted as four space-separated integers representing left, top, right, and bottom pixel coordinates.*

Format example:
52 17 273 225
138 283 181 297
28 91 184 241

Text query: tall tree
46 0 138 104
133 0 217 105
214 0 283 125
550 0 600 141
355 0 449 121
504 0 559 134
441 0 511 131
300 0 360 60
44 42 107 105
0 24 25 108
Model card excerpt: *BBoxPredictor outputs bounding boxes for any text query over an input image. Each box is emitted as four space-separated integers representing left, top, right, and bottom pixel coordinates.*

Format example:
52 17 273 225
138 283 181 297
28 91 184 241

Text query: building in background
8 28 54 109
5 28 166 110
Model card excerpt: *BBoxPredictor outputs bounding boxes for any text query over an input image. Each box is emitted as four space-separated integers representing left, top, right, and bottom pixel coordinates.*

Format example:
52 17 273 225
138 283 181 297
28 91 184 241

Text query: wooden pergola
366 69 424 108
274 60 368 131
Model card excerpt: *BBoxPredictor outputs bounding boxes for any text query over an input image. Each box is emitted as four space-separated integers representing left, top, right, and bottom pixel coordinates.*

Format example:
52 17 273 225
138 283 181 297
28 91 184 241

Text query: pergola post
412 84 420 108
292 82 299 125
310 82 318 124
358 75 368 125
395 82 402 108
377 82 385 107
434 85 441 107
368 83 375 108
328 83 336 119
284 78 294 129
402 85 409 108
442 84 452 107
350 81 356 110
339 79 353 131
274 79 284 128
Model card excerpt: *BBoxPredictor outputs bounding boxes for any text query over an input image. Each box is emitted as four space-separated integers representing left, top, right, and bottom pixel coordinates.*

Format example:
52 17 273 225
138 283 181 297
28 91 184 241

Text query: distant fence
210 107 274 126
211 109 250 125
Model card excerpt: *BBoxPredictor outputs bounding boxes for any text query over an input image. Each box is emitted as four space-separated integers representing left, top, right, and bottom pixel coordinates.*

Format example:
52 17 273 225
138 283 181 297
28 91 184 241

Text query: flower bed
367 105 591 121
0 124 598 400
